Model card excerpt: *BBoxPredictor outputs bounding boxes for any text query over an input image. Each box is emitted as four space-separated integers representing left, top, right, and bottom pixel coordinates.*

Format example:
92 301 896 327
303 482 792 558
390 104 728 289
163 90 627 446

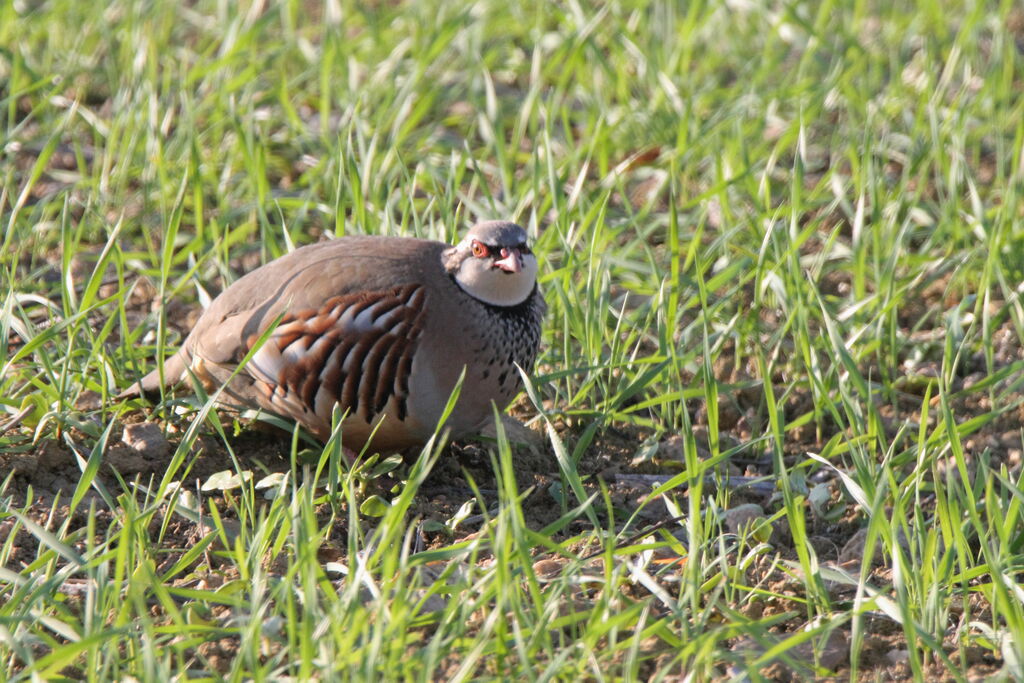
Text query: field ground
3 0 1024 679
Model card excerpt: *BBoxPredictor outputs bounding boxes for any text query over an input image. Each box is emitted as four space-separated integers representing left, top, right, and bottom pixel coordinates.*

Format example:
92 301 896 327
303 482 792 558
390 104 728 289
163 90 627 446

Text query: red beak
494 247 523 273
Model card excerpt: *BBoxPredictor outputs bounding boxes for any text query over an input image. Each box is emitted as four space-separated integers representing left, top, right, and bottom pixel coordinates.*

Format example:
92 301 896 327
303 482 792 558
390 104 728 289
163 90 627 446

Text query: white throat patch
454 251 538 307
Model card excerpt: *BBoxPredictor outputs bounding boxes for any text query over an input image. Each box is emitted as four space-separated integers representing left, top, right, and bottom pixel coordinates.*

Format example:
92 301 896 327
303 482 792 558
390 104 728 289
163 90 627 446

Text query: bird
120 221 545 453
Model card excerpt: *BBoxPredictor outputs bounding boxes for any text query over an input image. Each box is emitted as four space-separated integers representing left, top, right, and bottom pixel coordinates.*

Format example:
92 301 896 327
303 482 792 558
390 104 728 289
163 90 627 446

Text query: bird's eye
471 240 489 258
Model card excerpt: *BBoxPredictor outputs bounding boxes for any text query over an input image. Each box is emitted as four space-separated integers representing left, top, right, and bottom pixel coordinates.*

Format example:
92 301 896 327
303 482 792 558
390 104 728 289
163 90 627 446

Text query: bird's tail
118 349 188 399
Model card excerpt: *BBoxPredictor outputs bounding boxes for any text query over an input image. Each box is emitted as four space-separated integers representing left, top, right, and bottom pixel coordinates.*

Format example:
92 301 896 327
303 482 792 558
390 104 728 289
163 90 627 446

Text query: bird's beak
494 247 523 273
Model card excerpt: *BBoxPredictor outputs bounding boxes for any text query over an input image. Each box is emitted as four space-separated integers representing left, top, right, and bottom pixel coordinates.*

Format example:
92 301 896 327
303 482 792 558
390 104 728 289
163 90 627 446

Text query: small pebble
121 422 170 459
722 503 768 536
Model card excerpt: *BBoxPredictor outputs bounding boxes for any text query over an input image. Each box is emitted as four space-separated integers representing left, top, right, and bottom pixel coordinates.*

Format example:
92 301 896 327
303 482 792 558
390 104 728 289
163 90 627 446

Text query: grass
2 0 1024 678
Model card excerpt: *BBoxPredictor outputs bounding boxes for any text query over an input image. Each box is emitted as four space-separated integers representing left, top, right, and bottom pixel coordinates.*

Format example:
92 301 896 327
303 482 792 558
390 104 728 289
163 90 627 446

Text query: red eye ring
471 240 489 258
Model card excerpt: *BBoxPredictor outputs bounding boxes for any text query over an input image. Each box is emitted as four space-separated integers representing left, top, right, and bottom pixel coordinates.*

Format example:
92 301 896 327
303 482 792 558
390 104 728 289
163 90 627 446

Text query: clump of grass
2 0 1024 678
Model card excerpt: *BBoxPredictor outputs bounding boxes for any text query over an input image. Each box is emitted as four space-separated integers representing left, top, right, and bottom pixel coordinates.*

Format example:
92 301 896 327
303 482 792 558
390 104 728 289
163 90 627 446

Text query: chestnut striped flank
246 284 427 426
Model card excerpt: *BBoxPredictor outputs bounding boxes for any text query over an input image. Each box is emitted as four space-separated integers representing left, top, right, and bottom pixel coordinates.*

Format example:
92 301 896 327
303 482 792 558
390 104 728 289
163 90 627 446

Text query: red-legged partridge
122 221 545 451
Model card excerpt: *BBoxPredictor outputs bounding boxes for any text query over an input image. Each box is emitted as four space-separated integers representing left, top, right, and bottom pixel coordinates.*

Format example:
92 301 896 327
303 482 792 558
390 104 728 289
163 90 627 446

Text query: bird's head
444 221 538 307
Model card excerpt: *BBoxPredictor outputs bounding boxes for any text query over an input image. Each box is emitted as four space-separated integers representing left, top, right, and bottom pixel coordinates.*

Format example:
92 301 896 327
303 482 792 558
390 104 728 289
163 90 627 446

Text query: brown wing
244 284 427 427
